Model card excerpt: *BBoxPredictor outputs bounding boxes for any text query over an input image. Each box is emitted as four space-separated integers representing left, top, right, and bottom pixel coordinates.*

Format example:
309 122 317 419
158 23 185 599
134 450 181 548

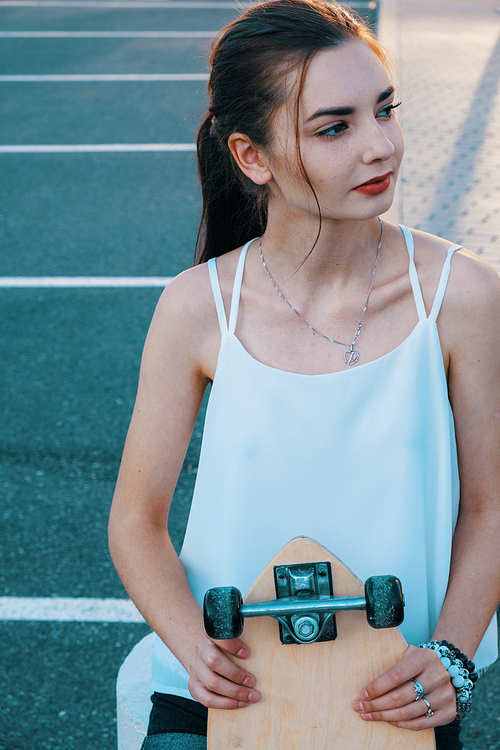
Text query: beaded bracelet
418 640 478 720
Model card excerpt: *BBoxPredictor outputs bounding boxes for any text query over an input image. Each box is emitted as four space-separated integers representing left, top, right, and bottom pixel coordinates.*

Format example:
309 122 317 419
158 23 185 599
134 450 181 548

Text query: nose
361 121 395 164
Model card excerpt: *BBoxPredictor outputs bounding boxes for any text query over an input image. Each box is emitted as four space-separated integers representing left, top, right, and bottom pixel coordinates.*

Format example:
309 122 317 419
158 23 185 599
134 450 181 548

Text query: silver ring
413 680 425 701
422 697 434 718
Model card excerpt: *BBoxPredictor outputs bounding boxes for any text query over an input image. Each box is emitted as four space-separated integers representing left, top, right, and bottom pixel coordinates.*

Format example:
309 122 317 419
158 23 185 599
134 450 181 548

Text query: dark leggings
141 693 463 750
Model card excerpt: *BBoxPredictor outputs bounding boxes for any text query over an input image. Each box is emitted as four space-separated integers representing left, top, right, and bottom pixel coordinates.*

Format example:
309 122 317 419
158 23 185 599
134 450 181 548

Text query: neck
260 211 383 286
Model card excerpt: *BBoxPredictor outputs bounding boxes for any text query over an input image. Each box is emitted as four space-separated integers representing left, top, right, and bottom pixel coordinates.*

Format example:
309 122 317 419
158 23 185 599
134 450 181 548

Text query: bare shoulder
145 249 243 380
153 249 241 323
410 229 500 367
141 263 218 381
153 262 215 331
447 248 500 314
411 228 500 316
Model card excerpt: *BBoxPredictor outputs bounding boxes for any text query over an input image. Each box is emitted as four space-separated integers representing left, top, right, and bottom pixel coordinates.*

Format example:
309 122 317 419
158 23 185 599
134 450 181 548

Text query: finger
188 677 258 710
355 673 454 716
195 662 261 705
388 715 442 731
389 705 457 731
213 637 251 660
355 676 456 720
202 641 257 689
359 697 432 725
358 644 448 703
353 680 416 714
359 686 457 728
387 697 457 732
358 645 424 701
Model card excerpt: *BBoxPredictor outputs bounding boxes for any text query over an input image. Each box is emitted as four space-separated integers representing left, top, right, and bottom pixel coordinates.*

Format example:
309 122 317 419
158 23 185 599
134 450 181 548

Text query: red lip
353 171 392 195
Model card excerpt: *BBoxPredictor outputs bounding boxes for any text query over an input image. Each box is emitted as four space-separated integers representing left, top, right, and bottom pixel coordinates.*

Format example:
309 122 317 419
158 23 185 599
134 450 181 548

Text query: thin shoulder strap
429 243 461 322
399 225 427 321
208 257 228 334
207 238 256 335
228 238 256 334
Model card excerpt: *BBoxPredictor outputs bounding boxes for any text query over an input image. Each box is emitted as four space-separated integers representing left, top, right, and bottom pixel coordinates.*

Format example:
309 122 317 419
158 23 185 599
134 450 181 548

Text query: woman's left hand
352 644 457 730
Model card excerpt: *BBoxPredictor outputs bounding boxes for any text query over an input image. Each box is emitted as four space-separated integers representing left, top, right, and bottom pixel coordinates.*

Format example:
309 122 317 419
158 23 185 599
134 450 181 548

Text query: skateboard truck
204 561 404 645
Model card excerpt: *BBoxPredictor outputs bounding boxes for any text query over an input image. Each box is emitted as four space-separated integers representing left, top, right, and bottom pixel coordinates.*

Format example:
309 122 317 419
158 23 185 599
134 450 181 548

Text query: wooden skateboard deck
208 537 436 749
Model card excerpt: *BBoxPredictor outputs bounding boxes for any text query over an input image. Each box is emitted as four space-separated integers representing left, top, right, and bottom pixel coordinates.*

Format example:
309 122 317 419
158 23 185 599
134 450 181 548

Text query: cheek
305 148 351 189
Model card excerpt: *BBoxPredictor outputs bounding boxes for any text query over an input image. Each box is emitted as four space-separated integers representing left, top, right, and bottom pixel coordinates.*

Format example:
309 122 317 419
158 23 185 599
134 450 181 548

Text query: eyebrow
306 86 395 122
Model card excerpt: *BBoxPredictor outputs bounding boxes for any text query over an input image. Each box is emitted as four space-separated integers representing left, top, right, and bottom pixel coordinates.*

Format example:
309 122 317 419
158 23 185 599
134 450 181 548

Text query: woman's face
266 39 404 222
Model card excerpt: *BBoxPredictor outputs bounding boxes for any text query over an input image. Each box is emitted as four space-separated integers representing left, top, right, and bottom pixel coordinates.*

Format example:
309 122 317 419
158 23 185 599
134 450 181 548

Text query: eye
378 101 402 119
317 121 348 139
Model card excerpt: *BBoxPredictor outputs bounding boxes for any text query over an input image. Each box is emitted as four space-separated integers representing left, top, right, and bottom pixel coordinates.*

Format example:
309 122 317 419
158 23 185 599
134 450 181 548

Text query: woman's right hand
187 637 261 709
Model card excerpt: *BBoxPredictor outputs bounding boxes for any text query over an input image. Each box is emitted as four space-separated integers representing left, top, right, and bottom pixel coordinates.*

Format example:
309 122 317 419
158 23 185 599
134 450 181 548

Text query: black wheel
365 575 405 629
203 586 244 639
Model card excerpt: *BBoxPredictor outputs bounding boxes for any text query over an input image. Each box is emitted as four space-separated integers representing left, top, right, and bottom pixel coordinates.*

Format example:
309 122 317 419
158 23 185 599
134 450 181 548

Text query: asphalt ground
1 1 499 749
1 154 200 275
0 3 225 748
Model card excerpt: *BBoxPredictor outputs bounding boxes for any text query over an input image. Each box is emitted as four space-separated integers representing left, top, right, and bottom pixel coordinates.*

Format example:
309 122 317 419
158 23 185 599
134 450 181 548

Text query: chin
321 189 397 223
353 189 396 220
342 204 394 223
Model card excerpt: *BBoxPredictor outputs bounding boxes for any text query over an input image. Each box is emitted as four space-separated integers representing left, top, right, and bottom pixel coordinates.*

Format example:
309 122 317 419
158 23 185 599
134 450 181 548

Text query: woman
108 1 500 748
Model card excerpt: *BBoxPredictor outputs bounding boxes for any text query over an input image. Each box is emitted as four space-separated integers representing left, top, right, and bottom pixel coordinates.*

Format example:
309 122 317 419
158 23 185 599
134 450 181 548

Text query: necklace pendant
344 349 359 366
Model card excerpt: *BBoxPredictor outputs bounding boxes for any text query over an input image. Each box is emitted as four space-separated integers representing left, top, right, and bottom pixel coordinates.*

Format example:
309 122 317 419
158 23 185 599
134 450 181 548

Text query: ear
228 133 273 186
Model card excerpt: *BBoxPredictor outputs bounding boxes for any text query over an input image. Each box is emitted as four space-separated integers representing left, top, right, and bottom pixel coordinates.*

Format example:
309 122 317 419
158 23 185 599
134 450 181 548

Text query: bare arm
433 253 500 653
354 250 500 728
108 267 260 708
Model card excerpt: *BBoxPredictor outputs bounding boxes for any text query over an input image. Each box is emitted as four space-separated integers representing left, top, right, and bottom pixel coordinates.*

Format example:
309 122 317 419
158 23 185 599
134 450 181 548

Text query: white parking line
0 0 250 6
0 73 209 81
0 277 173 286
0 30 217 37
0 143 196 152
0 0 372 10
0 596 146 622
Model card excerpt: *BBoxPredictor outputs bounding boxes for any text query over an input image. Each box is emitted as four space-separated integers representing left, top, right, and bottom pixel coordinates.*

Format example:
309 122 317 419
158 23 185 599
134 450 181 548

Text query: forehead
300 40 392 115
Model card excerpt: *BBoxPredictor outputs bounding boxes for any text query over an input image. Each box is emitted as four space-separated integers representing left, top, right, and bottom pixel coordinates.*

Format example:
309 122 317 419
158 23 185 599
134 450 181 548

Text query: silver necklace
259 220 384 366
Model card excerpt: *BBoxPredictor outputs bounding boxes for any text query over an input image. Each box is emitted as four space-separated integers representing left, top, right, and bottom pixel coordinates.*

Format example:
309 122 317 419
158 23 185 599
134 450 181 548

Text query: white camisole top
151 226 498 696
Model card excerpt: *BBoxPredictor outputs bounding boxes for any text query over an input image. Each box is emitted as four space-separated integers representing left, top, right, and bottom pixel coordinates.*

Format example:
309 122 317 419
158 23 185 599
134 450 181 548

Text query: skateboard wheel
364 575 404 629
203 586 244 640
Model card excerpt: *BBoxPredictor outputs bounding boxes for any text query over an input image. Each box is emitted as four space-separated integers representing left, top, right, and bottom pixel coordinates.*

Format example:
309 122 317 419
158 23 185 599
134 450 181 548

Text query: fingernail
236 648 247 658
243 676 255 687
361 689 370 700
353 701 364 712
248 691 260 703
361 713 373 721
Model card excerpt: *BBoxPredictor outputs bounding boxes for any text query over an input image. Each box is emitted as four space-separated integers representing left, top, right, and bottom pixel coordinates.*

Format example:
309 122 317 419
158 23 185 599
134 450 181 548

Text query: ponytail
194 116 267 264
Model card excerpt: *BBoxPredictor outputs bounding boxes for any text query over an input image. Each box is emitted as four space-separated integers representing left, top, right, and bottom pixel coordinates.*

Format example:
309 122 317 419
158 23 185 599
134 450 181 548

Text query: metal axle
241 594 367 620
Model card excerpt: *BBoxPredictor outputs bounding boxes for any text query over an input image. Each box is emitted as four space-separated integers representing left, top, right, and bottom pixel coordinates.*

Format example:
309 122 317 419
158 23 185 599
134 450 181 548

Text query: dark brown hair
194 0 386 264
